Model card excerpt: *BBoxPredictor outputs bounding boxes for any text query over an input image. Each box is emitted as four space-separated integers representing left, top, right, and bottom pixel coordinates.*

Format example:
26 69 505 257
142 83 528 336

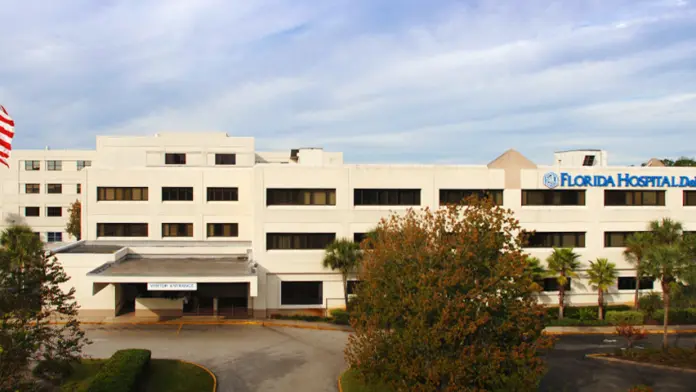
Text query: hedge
545 319 611 327
329 309 350 325
86 349 151 392
652 308 696 325
269 314 332 323
606 311 644 326
545 305 632 320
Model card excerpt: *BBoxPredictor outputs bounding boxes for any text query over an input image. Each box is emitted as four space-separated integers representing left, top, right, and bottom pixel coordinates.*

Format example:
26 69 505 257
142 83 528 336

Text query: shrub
545 305 632 320
269 314 331 323
32 359 74 385
606 311 644 326
652 308 696 325
576 307 597 321
615 325 647 348
87 349 151 392
329 309 350 325
628 385 653 392
638 292 663 319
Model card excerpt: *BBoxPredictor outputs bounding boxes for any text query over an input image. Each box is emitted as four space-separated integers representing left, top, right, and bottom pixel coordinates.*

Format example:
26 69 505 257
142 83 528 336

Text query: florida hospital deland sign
543 172 696 189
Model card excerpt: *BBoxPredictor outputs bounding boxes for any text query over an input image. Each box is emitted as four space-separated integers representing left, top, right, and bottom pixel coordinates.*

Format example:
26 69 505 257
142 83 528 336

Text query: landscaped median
339 369 389 392
60 349 216 392
586 348 696 373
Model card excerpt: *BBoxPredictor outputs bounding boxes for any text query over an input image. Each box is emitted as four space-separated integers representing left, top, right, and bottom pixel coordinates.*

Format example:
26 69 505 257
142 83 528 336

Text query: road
82 324 696 392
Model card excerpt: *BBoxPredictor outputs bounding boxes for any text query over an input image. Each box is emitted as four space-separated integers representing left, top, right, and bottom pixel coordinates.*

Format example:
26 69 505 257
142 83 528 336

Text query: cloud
1 0 695 165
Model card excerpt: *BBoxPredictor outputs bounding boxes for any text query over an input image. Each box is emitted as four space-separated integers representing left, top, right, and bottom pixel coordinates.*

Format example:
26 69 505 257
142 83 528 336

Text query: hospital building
1 132 694 319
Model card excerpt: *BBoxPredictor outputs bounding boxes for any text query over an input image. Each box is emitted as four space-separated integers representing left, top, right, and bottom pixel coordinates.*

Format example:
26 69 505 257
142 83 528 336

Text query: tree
546 248 581 320
66 199 81 241
641 218 696 349
323 238 362 311
345 197 554 391
586 258 619 320
659 157 696 167
0 225 89 390
525 256 546 292
623 232 654 309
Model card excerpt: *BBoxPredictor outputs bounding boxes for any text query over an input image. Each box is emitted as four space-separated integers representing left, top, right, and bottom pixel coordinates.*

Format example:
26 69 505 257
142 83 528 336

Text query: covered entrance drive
87 255 258 319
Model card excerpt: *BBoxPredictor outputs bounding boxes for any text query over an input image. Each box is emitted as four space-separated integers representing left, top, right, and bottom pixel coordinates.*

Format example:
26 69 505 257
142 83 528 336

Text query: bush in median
606 311 644 326
86 349 151 392
329 309 350 325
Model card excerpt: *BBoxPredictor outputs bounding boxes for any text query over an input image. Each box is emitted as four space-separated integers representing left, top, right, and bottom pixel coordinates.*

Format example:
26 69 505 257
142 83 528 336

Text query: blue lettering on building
552 172 696 189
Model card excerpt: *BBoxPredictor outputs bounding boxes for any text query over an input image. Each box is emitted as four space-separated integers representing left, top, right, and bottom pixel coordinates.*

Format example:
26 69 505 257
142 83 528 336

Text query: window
582 155 595 166
162 187 193 201
162 223 193 238
267 233 336 250
25 184 40 194
618 277 655 291
266 189 336 206
605 190 666 206
46 207 62 217
97 187 149 201
525 232 586 248
77 184 81 194
165 153 186 165
522 190 586 206
539 278 571 292
47 184 62 194
47 232 63 243
685 191 696 206
97 223 148 237
347 280 361 295
207 223 239 237
439 189 504 205
604 231 645 247
207 187 239 201
25 160 40 171
281 281 323 305
353 189 421 206
353 233 366 243
77 160 92 171
24 207 40 217
215 153 236 165
46 160 62 171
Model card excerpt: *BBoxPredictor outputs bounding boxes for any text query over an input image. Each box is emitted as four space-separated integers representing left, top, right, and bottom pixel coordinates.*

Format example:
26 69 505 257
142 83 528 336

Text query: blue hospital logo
543 172 560 189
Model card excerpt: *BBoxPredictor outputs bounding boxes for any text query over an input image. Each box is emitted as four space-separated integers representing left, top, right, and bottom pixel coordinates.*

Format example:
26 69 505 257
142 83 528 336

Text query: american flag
0 105 15 168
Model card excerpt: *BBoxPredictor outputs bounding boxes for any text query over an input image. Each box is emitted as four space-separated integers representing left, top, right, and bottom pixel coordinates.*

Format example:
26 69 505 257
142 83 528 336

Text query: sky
1 0 695 165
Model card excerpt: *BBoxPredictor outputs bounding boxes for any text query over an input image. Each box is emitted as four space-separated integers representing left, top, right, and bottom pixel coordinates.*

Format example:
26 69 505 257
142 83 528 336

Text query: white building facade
1 132 695 319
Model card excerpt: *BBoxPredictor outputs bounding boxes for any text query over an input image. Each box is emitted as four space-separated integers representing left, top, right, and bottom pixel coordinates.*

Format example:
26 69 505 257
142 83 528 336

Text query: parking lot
82 324 696 392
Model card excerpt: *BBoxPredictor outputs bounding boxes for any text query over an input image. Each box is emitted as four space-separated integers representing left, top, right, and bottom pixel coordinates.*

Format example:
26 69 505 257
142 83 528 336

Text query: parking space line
177 323 183 336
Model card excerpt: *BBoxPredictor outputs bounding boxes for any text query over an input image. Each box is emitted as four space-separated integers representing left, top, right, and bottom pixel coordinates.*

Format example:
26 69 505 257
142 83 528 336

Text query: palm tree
546 248 581 319
586 258 619 320
524 256 546 291
623 232 654 309
649 218 683 245
323 238 362 310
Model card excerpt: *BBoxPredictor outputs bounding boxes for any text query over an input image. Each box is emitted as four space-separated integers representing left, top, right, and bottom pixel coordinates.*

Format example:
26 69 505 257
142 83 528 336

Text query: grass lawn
340 369 390 392
61 358 214 392
610 348 696 370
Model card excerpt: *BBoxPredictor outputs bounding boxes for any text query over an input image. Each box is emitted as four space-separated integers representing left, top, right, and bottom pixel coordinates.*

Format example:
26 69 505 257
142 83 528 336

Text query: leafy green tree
658 157 696 167
66 199 81 241
642 218 696 349
345 197 554 392
525 256 546 291
323 238 362 311
586 258 619 320
546 248 581 320
623 232 654 309
0 225 89 390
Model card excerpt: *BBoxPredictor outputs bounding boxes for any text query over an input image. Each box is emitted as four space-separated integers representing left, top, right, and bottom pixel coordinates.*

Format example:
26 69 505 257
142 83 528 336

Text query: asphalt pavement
81 324 696 392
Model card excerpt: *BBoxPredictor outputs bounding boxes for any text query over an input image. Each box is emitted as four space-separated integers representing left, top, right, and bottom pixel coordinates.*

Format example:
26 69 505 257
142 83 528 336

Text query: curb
337 371 344 392
585 353 696 374
544 329 696 336
178 359 218 392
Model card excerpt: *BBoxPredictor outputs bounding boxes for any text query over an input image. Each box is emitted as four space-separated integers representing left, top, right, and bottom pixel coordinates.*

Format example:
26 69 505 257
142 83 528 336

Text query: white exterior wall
4 133 696 317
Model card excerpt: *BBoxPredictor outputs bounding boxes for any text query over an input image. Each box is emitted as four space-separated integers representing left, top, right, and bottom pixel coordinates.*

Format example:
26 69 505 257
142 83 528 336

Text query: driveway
83 324 350 392
83 324 696 392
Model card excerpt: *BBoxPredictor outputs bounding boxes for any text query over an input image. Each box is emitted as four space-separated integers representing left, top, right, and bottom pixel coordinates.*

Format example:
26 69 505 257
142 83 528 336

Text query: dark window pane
281 281 323 305
347 280 361 295
97 223 148 237
266 189 336 206
439 189 504 205
605 190 666 206
207 187 239 201
685 191 696 206
215 154 236 165
526 232 585 248
24 207 40 217
354 189 421 206
47 232 62 243
25 160 40 171
206 223 239 237
77 160 92 170
618 277 655 290
46 160 62 171
541 278 571 292
165 153 186 165
47 184 62 194
162 223 193 237
25 184 40 193
162 187 194 201
267 233 336 250
46 207 62 217
97 187 148 201
522 190 585 206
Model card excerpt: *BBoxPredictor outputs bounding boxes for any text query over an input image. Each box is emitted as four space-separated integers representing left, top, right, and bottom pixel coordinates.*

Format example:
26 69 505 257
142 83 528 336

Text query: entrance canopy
87 256 258 296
